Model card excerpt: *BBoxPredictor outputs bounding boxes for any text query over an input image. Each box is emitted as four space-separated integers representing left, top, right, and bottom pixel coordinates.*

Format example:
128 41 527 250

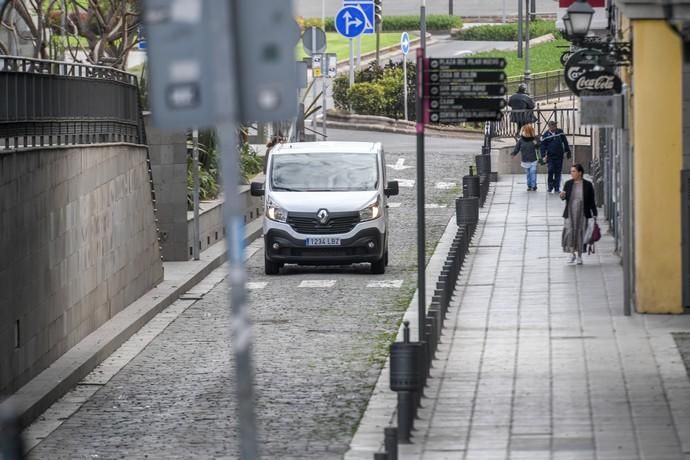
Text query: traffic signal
374 0 382 29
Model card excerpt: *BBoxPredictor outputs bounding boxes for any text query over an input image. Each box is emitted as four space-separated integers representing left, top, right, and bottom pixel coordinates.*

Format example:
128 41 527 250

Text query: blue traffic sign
335 6 367 39
400 32 410 55
344 0 375 34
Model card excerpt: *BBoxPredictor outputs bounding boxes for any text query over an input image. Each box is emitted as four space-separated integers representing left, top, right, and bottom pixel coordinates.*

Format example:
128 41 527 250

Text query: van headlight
359 196 381 222
266 198 288 223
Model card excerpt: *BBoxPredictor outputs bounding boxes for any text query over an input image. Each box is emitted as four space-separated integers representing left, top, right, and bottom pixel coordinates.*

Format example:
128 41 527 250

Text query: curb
322 119 485 139
344 211 461 459
0 219 263 429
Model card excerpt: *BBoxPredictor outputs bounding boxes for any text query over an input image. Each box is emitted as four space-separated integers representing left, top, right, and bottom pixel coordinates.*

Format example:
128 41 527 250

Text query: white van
250 141 399 275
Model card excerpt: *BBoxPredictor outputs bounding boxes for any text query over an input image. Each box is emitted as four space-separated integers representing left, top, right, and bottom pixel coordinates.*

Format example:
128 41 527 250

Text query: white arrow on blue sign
335 6 367 39
344 0 375 34
400 32 410 55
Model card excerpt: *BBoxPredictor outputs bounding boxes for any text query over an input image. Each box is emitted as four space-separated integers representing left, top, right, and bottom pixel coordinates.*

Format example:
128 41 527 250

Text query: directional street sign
335 6 367 39
344 0 375 34
326 53 337 78
428 71 506 83
427 83 506 97
423 55 508 125
427 98 506 111
428 57 507 70
312 54 323 78
429 111 503 123
401 31 410 55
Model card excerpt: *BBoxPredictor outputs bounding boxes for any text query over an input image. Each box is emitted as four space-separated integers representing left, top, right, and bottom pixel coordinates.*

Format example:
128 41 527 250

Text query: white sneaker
568 254 577 264
576 256 583 265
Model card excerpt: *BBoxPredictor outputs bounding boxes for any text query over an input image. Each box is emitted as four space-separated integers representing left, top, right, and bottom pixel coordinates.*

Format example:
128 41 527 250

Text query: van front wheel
265 254 281 275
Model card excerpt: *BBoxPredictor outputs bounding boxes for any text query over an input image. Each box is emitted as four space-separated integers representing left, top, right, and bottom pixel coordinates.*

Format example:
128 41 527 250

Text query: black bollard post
389 321 422 443
424 323 434 365
475 154 491 179
0 406 25 460
374 451 389 459
384 427 398 460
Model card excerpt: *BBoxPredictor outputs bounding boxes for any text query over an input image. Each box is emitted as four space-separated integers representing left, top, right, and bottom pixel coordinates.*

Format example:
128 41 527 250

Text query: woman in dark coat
560 164 597 265
511 124 540 191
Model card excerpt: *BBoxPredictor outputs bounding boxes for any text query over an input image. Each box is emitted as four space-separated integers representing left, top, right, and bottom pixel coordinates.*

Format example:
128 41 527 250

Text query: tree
0 0 141 69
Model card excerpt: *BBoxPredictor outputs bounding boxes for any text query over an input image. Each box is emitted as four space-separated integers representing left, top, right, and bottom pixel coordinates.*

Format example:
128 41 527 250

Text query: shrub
319 15 462 32
453 20 559 41
332 60 417 120
348 82 385 115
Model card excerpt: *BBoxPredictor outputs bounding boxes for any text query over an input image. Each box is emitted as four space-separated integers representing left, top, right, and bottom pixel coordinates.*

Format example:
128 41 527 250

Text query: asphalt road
26 129 484 459
295 0 557 19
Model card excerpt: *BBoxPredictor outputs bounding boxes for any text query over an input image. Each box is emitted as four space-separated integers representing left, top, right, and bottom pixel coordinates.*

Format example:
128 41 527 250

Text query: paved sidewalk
348 174 690 460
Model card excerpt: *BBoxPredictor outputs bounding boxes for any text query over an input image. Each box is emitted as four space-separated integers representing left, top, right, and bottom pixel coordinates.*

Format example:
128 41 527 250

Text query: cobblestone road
27 130 483 459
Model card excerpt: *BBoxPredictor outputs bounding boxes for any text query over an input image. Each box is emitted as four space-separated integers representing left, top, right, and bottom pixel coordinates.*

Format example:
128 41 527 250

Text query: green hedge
304 15 462 32
453 20 559 41
333 61 416 120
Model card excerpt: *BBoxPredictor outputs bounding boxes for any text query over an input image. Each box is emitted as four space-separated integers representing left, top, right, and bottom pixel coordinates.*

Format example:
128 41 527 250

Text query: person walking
560 164 597 265
508 83 536 135
541 120 571 194
511 124 540 191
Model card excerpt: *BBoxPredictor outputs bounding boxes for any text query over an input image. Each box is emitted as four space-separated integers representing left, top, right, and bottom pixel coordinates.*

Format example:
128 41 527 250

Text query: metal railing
0 56 142 150
506 70 572 103
492 104 592 140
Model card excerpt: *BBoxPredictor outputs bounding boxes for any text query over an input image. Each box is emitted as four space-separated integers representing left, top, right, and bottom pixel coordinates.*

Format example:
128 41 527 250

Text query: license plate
306 237 341 246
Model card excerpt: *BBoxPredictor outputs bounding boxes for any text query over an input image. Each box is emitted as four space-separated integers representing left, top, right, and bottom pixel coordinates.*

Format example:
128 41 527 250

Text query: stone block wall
144 116 188 261
0 145 163 397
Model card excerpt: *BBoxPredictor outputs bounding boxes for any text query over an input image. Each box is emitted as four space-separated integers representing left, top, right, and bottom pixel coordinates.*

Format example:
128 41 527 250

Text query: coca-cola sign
573 70 622 96
564 48 621 96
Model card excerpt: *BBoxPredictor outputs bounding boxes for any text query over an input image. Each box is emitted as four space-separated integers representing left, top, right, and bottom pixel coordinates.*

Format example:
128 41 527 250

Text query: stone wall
143 116 188 261
0 145 163 397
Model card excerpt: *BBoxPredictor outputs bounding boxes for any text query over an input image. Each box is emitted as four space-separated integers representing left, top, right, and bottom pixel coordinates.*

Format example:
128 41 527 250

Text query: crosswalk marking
247 282 268 290
395 179 416 188
435 182 457 189
299 280 337 288
388 202 402 208
367 280 404 288
425 204 448 209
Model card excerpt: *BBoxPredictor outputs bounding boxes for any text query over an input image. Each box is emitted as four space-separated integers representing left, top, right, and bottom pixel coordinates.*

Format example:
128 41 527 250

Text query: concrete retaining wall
0 144 163 397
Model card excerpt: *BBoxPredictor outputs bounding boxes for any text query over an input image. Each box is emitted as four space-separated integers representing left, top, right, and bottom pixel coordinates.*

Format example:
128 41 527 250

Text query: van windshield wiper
272 186 302 192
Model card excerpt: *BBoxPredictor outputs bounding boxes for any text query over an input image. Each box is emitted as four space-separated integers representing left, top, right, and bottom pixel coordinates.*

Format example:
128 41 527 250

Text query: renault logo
317 209 329 224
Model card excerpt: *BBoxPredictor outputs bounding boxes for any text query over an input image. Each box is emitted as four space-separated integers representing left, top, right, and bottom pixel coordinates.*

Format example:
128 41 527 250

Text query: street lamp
566 0 594 40
562 13 574 38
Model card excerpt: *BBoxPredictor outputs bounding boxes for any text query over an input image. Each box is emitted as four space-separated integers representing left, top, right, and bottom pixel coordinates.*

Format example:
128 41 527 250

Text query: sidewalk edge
0 219 263 429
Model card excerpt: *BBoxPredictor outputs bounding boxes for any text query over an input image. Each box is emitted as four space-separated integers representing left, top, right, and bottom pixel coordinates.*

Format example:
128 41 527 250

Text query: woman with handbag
560 164 597 265
511 124 540 191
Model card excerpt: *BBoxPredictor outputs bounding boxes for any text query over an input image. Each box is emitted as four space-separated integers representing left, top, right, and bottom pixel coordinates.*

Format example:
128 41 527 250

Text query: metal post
449 0 453 16
502 0 507 22
322 77 328 138
376 25 381 66
384 427 398 460
349 39 355 87
530 0 536 20
403 53 408 121
311 27 318 129
524 0 531 85
192 128 201 261
217 123 258 459
416 45 426 343
421 0 427 49
357 36 362 68
517 0 523 58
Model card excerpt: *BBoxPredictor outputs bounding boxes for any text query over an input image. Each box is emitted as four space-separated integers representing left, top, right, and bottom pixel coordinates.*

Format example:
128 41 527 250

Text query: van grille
287 212 360 235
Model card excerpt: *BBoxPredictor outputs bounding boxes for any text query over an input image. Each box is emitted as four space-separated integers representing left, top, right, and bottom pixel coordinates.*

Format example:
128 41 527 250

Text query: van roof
270 141 381 155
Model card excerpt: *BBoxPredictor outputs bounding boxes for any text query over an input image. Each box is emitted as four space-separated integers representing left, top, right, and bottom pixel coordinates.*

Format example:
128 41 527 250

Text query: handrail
0 56 142 150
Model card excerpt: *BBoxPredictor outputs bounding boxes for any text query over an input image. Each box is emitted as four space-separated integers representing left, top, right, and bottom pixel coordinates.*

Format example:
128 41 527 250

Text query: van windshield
270 152 379 192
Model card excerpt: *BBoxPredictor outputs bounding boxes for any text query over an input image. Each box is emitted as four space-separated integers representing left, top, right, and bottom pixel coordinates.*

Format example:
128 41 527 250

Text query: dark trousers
547 158 563 192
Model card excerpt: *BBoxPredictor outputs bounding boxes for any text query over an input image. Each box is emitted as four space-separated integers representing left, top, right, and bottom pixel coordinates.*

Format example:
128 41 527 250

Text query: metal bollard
374 452 388 460
462 174 480 199
0 405 24 460
384 427 398 460
456 197 479 235
425 323 435 364
389 321 421 443
475 154 491 178
490 171 499 182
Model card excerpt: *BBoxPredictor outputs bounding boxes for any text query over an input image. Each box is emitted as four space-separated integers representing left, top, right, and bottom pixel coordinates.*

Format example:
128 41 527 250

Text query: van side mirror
385 181 399 197
250 182 264 197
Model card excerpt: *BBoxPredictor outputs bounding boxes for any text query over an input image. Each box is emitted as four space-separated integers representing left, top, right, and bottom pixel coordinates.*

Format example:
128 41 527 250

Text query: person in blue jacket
541 120 571 194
